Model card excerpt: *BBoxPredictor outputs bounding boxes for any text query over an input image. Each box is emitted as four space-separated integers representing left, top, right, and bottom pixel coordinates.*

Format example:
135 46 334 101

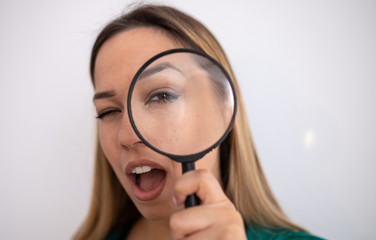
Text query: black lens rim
127 48 238 163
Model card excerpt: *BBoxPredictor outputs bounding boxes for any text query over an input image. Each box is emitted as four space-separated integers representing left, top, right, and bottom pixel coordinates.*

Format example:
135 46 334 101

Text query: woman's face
93 27 220 220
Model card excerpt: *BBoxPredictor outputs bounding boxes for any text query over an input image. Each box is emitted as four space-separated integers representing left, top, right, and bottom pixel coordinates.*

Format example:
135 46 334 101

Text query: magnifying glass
127 48 237 208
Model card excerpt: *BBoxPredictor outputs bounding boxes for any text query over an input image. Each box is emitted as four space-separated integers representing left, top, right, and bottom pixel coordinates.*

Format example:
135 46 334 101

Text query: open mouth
127 163 167 201
130 166 166 192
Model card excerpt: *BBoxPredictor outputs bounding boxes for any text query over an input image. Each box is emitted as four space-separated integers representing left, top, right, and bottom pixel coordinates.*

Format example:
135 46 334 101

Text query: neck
128 217 170 240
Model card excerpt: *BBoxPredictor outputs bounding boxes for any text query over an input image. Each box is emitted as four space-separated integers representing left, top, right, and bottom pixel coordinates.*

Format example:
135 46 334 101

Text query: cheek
195 148 221 179
98 122 119 164
171 161 183 179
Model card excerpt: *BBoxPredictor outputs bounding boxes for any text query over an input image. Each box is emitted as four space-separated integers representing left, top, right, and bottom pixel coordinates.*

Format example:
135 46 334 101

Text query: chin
135 201 176 221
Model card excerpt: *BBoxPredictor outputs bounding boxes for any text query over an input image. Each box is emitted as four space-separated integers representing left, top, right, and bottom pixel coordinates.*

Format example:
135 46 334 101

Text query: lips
126 160 167 201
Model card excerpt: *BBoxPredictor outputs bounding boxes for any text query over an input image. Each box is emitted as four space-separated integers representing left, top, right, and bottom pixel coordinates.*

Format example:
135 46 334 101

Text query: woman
74 4 322 240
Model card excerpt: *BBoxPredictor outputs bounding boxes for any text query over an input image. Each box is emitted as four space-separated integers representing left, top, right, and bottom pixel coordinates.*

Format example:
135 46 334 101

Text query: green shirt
106 224 325 240
246 225 325 239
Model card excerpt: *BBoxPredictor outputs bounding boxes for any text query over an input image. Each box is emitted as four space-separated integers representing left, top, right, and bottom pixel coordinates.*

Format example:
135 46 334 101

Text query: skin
93 27 246 240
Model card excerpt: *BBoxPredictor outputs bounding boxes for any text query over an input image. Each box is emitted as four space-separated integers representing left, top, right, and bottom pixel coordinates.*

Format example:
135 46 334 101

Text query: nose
118 111 142 150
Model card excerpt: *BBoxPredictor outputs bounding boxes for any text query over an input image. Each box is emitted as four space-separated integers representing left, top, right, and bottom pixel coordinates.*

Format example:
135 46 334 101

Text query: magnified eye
146 90 180 105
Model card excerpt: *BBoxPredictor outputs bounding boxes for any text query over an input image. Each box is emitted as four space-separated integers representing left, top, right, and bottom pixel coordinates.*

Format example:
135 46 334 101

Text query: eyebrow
93 63 182 101
137 62 182 81
93 90 116 101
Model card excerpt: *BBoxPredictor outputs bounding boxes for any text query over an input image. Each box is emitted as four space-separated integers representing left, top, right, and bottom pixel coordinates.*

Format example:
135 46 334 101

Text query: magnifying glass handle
182 162 200 208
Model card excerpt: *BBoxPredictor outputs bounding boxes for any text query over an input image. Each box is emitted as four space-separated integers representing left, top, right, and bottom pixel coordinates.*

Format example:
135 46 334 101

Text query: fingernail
172 195 177 207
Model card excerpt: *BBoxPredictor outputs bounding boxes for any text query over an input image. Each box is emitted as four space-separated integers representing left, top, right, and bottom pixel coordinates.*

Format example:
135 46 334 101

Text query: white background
0 0 375 239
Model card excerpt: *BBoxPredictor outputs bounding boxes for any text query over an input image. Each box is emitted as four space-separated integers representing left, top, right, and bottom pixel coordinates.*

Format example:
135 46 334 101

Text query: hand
170 169 247 240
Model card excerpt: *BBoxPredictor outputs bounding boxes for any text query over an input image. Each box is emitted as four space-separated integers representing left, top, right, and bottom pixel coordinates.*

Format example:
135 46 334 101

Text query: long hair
74 4 305 240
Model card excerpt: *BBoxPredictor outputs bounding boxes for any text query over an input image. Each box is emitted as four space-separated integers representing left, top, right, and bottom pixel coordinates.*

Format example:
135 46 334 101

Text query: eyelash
146 91 180 105
96 109 121 119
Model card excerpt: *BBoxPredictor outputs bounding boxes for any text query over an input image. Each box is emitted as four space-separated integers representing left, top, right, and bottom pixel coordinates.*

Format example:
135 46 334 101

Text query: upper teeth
131 166 153 174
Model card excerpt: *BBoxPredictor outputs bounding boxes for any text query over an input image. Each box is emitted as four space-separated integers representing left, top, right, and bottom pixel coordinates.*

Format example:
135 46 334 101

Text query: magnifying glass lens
130 51 235 157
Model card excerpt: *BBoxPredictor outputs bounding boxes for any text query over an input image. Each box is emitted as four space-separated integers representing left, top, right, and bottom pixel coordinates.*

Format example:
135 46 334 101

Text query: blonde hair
74 4 305 240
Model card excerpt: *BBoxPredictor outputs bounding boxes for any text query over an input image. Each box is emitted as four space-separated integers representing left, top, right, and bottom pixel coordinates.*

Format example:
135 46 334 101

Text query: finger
182 224 246 240
173 169 231 207
170 205 215 239
170 203 240 239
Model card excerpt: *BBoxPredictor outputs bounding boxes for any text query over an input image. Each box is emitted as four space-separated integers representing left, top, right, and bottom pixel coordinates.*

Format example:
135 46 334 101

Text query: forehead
94 27 182 91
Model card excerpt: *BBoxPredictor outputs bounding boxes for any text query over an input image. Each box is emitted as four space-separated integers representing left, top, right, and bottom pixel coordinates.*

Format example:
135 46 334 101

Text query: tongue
137 169 166 192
